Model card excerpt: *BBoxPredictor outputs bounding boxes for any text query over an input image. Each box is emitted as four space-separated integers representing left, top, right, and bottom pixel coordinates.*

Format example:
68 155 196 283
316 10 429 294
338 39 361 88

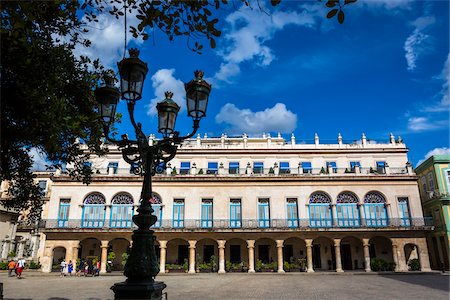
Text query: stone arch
340 236 364 270
337 191 359 203
283 237 306 265
404 243 420 271
364 191 386 203
309 191 332 203
166 238 189 265
79 238 102 262
312 236 335 271
255 238 277 266
150 192 162 204
369 236 394 270
111 192 134 204
108 238 131 271
83 192 106 204
225 238 248 267
197 238 219 271
52 246 66 271
82 193 106 228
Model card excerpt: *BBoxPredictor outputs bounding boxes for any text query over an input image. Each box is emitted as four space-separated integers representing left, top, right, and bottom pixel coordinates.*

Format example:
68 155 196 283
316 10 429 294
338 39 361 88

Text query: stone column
276 240 285 273
305 239 314 272
188 240 197 274
0 240 8 259
72 246 80 263
218 240 226 273
31 233 40 260
42 246 52 273
159 240 167 274
17 240 25 258
331 204 337 227
435 236 445 269
100 240 108 274
334 239 343 272
363 238 371 272
247 240 255 273
418 238 432 272
392 244 403 272
358 204 365 226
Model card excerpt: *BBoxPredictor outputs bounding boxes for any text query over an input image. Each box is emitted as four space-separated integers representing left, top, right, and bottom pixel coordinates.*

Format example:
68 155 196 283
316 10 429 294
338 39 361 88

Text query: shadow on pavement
380 274 449 292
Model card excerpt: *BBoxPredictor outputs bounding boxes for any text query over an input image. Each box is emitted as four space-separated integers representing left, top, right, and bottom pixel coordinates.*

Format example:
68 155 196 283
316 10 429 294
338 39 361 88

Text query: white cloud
407 117 447 132
403 15 435 71
29 148 48 172
214 4 318 82
146 69 185 116
417 147 450 165
362 0 412 9
424 54 450 112
74 7 143 69
215 103 297 135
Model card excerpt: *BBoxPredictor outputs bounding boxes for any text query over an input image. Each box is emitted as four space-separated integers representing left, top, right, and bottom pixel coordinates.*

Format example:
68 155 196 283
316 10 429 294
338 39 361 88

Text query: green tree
1 0 357 219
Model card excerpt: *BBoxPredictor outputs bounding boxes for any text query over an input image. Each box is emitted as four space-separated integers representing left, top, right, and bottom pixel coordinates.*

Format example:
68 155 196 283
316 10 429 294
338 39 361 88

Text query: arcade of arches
40 233 431 273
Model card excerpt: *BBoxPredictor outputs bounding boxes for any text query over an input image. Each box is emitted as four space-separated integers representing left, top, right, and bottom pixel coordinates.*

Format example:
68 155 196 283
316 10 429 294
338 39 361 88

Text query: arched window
364 191 388 227
110 193 134 228
336 192 360 227
308 192 332 228
82 192 106 228
151 192 162 228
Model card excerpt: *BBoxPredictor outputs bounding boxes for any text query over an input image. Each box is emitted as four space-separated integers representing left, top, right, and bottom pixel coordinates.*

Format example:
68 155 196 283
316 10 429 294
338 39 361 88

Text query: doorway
258 245 270 263
284 245 293 262
203 245 214 263
230 245 241 263
178 245 188 264
341 244 352 270
313 245 321 269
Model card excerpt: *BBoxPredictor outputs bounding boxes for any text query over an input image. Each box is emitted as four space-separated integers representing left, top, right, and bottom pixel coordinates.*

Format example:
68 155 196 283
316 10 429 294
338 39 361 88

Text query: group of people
7 258 26 279
59 258 101 277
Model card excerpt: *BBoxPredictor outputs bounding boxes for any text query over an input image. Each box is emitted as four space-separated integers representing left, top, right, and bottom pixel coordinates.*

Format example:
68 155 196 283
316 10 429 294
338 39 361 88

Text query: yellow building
39 133 432 273
415 154 450 270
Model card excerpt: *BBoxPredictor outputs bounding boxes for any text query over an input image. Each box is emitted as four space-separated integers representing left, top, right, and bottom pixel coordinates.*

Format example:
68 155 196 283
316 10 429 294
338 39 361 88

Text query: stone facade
39 133 432 273
415 154 450 270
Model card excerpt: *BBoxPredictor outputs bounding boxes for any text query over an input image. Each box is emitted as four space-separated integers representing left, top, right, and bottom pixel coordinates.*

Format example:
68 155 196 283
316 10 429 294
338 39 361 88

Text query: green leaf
344 0 357 4
326 1 337 8
338 10 345 23
210 38 216 49
327 9 338 19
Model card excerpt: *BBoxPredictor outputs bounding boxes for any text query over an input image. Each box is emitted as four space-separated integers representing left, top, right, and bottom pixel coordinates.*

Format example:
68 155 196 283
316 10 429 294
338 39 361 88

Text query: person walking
68 260 73 276
7 260 16 277
16 258 25 279
60 259 66 277
77 259 84 277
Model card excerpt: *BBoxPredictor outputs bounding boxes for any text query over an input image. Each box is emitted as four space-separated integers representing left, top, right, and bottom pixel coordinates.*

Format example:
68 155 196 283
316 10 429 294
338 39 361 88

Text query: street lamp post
94 48 211 300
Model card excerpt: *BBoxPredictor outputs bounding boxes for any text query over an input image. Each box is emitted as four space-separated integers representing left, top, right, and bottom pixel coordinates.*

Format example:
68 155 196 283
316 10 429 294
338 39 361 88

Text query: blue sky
76 0 449 167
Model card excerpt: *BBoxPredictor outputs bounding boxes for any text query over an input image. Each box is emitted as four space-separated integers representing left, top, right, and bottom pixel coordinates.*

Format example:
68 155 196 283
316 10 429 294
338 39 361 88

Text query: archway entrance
108 238 130 271
312 237 335 271
52 247 66 272
340 236 363 270
404 243 420 271
369 236 394 271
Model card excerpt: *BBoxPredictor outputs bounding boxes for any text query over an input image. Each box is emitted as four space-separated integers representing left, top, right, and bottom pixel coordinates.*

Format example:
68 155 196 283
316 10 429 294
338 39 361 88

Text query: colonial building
415 154 450 270
0 172 51 262
39 133 432 273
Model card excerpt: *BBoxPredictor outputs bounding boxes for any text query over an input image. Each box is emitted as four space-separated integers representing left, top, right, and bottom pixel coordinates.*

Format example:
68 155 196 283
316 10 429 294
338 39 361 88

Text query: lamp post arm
173 119 200 142
102 124 138 148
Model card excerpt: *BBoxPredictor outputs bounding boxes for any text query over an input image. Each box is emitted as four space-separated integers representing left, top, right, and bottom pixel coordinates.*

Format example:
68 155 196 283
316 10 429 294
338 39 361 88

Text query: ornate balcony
41 217 433 231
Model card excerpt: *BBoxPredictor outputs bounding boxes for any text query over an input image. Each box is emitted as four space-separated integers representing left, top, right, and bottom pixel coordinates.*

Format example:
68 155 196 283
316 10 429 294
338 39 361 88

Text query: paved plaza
2 273 449 300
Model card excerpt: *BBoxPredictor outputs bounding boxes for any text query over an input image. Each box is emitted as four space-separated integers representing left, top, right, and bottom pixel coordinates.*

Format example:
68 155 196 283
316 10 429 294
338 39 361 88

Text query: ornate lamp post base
111 281 167 300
